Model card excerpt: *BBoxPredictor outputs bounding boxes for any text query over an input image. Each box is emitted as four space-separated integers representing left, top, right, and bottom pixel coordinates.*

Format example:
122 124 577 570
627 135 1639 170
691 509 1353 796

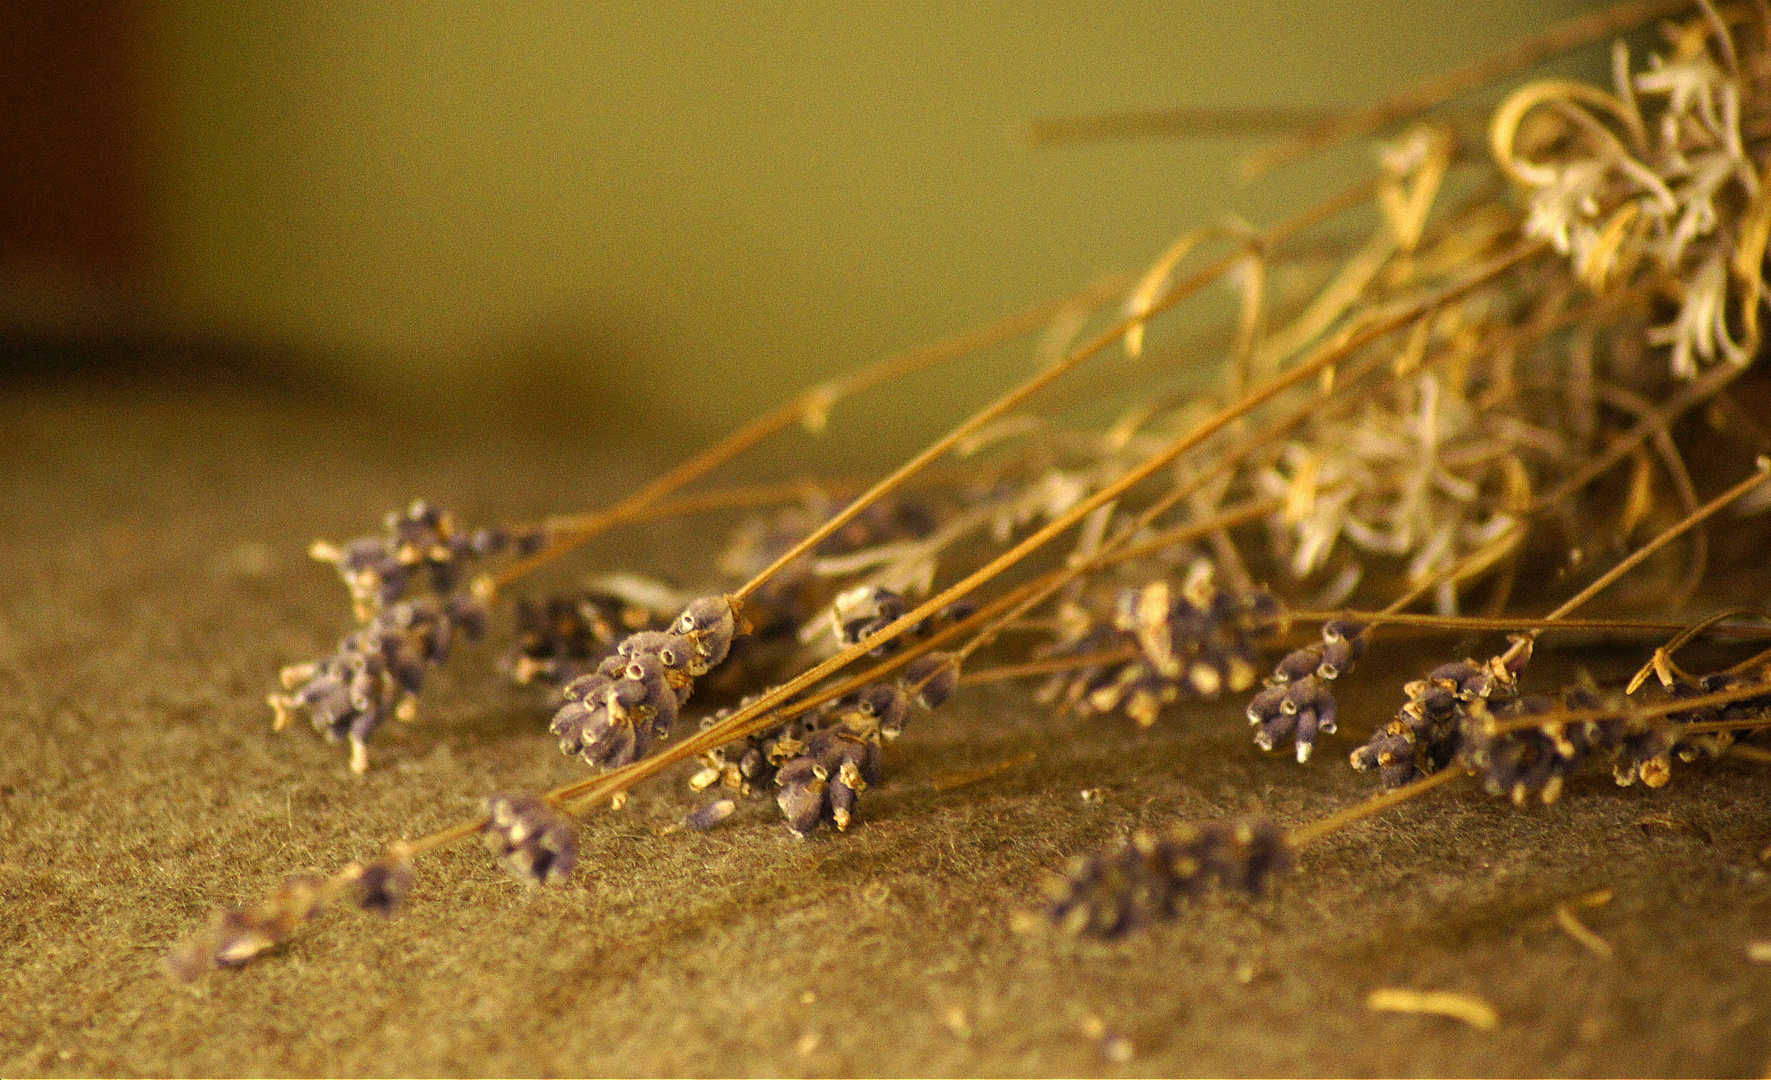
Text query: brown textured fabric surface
3 381 1770 1077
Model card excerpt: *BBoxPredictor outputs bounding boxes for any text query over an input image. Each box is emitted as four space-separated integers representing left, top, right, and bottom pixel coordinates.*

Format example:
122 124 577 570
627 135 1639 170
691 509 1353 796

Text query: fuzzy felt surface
3 380 1769 1078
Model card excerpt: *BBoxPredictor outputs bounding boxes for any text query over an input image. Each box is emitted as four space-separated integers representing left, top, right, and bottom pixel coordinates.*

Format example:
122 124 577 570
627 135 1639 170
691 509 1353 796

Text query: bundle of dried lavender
174 0 1771 976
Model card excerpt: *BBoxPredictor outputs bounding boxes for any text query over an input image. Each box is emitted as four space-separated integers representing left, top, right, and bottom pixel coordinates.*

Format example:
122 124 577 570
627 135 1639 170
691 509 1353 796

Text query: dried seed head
480 794 578 886
353 842 415 915
774 727 879 837
1045 816 1293 937
270 593 488 772
672 595 740 674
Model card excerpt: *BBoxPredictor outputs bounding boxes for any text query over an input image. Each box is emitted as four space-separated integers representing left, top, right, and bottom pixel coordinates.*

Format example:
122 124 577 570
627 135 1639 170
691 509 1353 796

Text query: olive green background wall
141 2 1588 436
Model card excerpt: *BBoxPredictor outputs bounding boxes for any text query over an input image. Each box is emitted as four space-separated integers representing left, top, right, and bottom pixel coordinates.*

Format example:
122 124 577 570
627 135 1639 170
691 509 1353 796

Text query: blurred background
3 0 1592 455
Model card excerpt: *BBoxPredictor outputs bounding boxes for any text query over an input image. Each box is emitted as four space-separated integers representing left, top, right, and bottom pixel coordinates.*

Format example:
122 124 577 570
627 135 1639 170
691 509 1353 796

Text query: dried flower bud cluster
1044 817 1293 938
687 652 959 836
1247 617 1369 762
1659 665 1771 754
502 587 674 689
269 592 490 773
309 500 526 620
164 873 329 981
1350 638 1532 789
690 694 817 797
480 793 579 886
351 842 417 915
1460 666 1771 802
548 595 739 769
1036 561 1282 727
1459 690 1592 804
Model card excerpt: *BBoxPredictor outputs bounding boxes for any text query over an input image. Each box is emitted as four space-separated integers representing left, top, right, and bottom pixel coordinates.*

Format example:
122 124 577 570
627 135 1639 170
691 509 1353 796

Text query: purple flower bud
902 651 961 710
480 794 577 886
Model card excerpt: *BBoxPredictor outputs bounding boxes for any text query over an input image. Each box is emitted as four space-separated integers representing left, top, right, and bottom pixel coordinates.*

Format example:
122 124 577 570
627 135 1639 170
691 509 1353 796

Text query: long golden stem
1285 767 1467 848
1288 610 1771 637
1240 0 1692 178
1537 460 1771 624
482 280 1127 595
724 177 1381 609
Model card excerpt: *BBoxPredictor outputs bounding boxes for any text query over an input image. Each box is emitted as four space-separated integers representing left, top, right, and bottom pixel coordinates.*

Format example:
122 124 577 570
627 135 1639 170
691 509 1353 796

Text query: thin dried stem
727 177 1385 610
1288 609 1771 636
1286 766 1467 848
1240 0 1693 178
1538 458 1771 623
1488 676 1771 735
483 281 1127 595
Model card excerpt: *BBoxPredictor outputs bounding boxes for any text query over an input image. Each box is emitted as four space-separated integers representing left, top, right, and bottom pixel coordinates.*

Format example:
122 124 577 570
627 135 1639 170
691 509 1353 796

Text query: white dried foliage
1499 28 1765 376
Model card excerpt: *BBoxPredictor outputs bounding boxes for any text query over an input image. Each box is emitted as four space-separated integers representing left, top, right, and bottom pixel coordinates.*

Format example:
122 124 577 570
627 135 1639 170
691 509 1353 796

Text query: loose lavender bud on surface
480 794 578 886
685 799 738 831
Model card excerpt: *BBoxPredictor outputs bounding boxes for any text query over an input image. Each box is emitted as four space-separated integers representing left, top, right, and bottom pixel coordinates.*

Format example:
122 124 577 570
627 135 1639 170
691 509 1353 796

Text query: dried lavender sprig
269 591 490 773
480 793 579 886
1037 563 1284 728
1046 817 1293 938
1355 463 1771 790
165 835 429 980
1448 658 1771 802
1247 616 1369 763
770 653 958 836
546 594 740 770
164 872 331 979
1327 420 1748 781
308 500 521 621
502 584 677 690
